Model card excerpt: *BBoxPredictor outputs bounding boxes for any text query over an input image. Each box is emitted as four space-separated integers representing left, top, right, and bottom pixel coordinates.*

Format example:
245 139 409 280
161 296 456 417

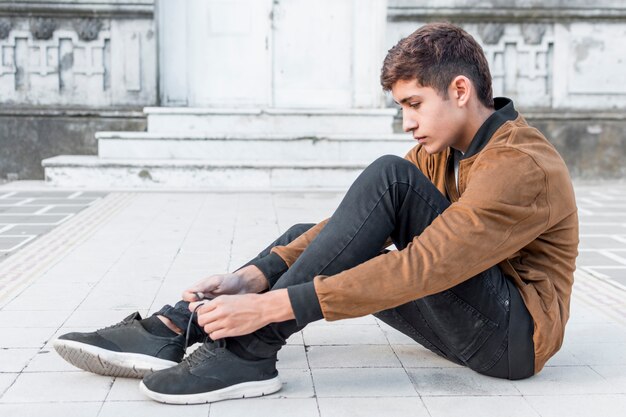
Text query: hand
189 289 295 339
181 272 254 302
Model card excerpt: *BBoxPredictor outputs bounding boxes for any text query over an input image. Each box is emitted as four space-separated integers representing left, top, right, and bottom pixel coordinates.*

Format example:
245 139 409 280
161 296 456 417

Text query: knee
366 154 419 183
372 154 406 168
369 154 415 174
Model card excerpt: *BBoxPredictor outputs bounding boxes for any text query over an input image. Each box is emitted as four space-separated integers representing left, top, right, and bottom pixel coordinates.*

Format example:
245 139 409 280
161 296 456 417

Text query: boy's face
391 78 467 154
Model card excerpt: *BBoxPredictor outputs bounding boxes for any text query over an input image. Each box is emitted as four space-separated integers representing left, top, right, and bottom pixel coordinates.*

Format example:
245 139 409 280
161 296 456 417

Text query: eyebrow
394 95 423 105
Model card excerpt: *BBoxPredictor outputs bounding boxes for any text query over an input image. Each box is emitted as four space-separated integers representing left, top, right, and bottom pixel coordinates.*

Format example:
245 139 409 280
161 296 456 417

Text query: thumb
182 276 221 301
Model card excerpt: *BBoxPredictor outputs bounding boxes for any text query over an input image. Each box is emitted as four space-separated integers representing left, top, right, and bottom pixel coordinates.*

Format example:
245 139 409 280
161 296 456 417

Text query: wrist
236 265 269 293
261 289 295 323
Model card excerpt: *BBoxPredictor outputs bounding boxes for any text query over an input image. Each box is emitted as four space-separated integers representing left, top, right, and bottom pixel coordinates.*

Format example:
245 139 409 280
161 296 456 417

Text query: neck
454 104 495 153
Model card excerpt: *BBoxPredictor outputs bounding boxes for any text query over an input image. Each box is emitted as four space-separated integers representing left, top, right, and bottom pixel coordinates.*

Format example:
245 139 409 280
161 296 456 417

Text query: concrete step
96 131 415 161
42 156 373 190
144 107 398 135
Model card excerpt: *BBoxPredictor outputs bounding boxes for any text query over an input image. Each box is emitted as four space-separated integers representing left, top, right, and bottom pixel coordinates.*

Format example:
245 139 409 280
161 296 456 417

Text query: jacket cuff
244 252 289 288
287 281 324 326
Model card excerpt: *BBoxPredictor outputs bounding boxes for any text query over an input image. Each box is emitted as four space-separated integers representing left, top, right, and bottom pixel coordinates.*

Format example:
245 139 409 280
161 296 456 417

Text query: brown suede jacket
270 98 579 374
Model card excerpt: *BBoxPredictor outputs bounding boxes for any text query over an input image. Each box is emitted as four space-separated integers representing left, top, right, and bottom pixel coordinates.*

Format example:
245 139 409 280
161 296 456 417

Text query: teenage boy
54 22 578 404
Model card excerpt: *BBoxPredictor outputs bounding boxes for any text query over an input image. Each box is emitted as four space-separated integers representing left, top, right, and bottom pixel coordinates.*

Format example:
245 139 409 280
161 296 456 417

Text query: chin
422 144 445 155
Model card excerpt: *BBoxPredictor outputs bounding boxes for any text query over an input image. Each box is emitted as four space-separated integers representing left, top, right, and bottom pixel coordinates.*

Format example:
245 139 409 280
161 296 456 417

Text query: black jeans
157 155 535 380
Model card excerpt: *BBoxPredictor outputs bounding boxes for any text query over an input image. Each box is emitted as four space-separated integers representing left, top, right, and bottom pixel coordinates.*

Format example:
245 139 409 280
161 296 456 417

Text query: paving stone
99 400 209 417
565 322 626 344
407 367 520 396
423 396 539 417
0 327 57 348
25 198 98 205
377 321 418 344
312 368 417 398
307 345 401 368
0 214 71 225
318 397 429 417
78 288 160 310
277 345 308 369
0 225 55 235
543 347 584 367
302 324 388 345
592 268 626 286
3 282 94 311
591 365 626 393
62 309 147 328
525 394 626 417
392 344 462 368
0 348 38 372
107 377 145 401
0 206 44 214
10 192 76 198
209 398 318 417
0 402 101 417
45 205 91 214
0 236 30 250
266 369 315 399
22 349 82 373
0 373 18 396
577 250 625 266
566 342 626 365
286 331 304 345
0 372 113 402
513 366 618 395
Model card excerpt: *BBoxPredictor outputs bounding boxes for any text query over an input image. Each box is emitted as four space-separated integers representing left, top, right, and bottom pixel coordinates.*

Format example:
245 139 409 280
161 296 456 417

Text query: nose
401 108 418 133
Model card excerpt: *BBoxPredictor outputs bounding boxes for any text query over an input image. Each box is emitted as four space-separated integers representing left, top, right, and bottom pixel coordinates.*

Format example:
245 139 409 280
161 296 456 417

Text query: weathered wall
0 0 156 107
387 0 626 178
0 0 155 181
0 109 145 180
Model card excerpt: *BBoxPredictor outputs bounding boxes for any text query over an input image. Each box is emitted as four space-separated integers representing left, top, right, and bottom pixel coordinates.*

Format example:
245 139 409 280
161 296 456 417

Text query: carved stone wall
0 1 156 107
387 0 626 178
0 1 154 182
387 0 626 111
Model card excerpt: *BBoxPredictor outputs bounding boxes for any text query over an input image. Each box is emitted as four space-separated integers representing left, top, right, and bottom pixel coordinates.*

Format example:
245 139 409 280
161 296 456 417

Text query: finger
182 277 220 301
203 321 225 337
196 308 223 327
208 329 229 340
188 300 211 312
182 291 205 302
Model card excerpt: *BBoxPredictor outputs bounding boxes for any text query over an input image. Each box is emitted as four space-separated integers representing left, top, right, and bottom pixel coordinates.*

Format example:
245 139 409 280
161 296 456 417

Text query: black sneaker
139 340 281 404
53 312 185 378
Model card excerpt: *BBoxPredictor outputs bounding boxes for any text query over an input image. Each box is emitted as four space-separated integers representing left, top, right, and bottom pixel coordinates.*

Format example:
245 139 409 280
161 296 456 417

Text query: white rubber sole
53 338 178 378
139 376 282 404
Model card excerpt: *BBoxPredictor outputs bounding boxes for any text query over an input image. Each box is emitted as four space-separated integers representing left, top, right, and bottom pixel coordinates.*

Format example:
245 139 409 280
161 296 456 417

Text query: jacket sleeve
288 147 551 325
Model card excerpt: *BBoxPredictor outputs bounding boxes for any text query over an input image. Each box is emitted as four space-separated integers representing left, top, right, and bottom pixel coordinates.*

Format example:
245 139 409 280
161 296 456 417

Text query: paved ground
0 181 624 417
0 191 107 261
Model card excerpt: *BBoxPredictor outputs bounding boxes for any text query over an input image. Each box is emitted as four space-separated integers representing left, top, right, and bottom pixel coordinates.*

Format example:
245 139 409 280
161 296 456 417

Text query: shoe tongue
123 311 142 322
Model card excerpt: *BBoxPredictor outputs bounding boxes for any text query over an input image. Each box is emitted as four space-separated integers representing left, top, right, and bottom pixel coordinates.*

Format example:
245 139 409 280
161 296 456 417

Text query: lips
415 136 427 143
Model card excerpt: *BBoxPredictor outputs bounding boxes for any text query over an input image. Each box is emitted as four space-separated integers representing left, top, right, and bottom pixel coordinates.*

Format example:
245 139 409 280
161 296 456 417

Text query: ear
449 76 471 107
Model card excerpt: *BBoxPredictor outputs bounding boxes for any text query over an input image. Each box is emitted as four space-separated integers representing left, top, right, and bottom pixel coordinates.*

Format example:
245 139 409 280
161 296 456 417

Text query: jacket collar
458 97 518 160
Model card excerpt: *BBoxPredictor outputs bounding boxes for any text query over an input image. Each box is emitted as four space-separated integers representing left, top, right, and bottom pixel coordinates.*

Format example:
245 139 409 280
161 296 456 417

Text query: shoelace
182 338 227 367
184 303 205 351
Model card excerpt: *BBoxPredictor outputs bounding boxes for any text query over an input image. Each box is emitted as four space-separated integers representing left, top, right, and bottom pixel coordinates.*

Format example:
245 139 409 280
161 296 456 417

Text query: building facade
1 0 625 184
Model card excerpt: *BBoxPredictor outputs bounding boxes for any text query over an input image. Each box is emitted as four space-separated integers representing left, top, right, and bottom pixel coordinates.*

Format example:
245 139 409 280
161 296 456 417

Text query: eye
409 102 421 109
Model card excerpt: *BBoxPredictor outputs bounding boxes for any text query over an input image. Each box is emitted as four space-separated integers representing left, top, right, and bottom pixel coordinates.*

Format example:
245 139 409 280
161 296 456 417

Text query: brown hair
381 22 493 108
